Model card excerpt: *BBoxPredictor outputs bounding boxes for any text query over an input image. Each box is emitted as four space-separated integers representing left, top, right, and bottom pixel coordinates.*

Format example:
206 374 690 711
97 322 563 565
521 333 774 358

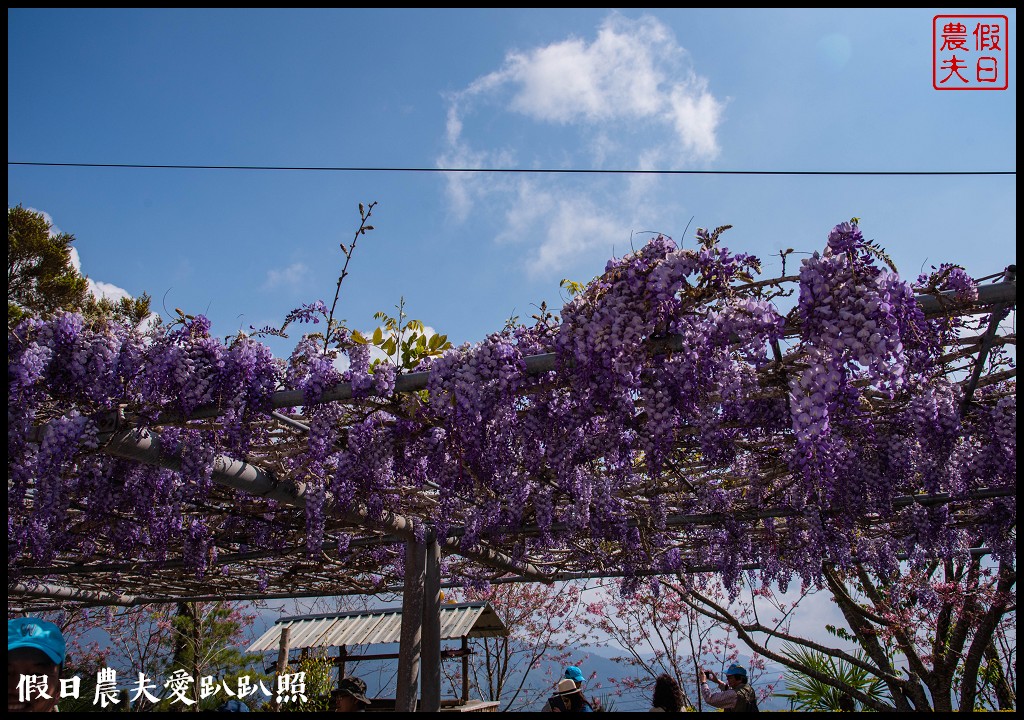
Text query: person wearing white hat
542 677 596 712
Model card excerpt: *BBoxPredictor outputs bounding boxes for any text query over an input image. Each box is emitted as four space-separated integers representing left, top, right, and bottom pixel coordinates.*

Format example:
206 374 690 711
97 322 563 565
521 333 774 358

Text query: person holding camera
698 664 758 712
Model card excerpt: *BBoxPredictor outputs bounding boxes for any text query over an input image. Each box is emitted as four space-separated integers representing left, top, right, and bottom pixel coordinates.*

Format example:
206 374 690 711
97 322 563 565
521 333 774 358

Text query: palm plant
775 643 891 712
590 693 618 712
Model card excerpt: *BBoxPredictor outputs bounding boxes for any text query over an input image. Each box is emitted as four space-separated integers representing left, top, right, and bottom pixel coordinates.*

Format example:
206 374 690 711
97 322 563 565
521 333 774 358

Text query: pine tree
8 204 152 329
8 204 88 327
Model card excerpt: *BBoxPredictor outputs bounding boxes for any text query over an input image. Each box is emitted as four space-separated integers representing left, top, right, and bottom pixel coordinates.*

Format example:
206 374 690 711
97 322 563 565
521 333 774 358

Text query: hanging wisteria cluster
7 220 1016 601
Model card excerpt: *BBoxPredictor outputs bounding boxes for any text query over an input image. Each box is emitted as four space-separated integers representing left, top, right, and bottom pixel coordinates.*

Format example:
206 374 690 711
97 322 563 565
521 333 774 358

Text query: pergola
8 248 1016 711
249 601 507 710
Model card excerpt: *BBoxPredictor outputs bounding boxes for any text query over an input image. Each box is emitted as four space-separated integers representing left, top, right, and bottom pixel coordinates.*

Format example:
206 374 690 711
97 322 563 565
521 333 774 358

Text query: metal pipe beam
102 428 550 581
19 488 1010 579
438 486 1017 539
960 268 1017 412
11 548 993 608
10 582 136 605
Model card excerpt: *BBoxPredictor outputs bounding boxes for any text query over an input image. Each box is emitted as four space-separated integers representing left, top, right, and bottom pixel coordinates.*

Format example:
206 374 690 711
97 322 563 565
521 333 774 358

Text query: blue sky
8 8 1016 361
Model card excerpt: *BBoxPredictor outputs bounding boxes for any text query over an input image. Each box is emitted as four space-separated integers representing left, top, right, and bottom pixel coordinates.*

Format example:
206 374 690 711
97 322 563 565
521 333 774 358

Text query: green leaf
372 327 383 344
351 329 368 344
779 642 892 711
560 278 585 297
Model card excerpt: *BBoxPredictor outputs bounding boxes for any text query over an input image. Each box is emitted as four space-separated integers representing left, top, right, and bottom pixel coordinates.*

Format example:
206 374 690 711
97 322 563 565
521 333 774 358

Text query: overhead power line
7 161 1016 176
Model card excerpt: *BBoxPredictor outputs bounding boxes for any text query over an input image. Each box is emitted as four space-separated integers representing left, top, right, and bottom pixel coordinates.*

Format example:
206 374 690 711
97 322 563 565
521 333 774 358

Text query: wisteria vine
8 219 1015 599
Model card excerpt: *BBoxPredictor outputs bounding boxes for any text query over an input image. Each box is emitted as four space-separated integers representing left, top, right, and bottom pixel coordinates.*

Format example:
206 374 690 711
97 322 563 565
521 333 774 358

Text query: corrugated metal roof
248 601 508 653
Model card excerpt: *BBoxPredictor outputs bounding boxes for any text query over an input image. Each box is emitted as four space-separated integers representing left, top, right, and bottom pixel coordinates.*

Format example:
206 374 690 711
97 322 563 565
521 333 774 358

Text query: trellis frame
8 268 1016 711
11 273 1016 605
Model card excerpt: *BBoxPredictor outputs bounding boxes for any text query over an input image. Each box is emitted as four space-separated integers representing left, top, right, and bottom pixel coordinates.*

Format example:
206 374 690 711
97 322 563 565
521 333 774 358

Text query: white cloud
87 279 133 304
493 180 557 246
495 182 631 279
436 118 519 224
528 195 629 278
332 353 351 374
24 206 157 328
445 14 723 160
439 13 726 275
25 207 135 304
68 245 83 274
503 17 673 124
89 277 160 331
26 206 61 236
667 79 725 160
264 262 312 291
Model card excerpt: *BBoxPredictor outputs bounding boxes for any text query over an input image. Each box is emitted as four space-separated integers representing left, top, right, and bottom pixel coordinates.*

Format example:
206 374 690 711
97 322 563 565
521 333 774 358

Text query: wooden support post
272 626 290 712
421 530 442 713
461 636 470 704
338 645 347 682
396 539 425 712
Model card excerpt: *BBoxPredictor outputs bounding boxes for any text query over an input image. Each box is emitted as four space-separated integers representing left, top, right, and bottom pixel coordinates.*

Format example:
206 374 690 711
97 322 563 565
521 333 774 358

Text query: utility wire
7 161 1015 175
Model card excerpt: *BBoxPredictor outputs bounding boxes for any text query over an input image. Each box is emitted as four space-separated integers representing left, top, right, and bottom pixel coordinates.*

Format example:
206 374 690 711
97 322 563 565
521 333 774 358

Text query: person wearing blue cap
563 666 586 686
542 666 596 712
8 617 67 712
698 663 758 712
